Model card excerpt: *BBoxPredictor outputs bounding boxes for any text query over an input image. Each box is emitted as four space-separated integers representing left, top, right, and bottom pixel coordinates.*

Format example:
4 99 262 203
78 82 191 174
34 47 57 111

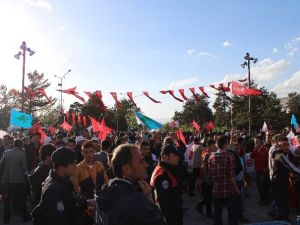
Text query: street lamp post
14 41 35 112
241 52 258 137
54 69 71 118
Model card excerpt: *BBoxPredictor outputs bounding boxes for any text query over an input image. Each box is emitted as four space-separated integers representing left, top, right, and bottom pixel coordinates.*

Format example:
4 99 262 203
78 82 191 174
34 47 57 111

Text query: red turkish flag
205 121 214 131
232 81 262 96
28 122 42 134
58 87 77 95
98 119 113 141
192 120 201 132
90 117 102 132
179 89 189 101
199 87 210 98
47 125 58 135
95 91 107 113
60 121 72 132
143 92 161 103
72 93 86 103
29 122 47 143
84 91 92 98
160 90 183 102
71 113 76 124
168 90 184 102
24 86 35 98
177 129 186 146
189 88 201 101
110 92 122 109
77 115 82 125
83 116 87 127
35 88 49 100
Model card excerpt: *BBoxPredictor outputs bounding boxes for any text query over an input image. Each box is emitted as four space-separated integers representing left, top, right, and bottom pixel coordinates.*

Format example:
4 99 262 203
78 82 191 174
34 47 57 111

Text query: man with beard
139 141 157 182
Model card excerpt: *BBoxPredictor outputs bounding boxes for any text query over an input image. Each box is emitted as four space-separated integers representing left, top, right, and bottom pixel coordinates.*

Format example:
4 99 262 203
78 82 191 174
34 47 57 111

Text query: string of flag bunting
53 79 261 108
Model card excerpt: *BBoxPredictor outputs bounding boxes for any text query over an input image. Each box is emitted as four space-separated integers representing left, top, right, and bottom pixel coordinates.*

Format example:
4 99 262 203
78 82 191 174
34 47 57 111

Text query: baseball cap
51 147 76 167
160 144 180 156
75 135 86 143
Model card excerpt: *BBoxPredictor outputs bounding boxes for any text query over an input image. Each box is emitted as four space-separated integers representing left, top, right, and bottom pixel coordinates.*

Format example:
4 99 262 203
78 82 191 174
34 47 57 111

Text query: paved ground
0 180 298 225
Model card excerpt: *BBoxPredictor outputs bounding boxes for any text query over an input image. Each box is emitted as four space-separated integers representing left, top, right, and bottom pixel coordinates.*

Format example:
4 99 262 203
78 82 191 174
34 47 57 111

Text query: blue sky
1 0 300 122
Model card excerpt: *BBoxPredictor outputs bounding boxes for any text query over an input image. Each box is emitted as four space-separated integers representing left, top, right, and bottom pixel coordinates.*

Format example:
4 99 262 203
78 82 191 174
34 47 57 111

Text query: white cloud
186 49 195 56
284 36 300 56
272 70 300 96
168 77 199 89
222 73 244 83
20 0 53 11
288 47 298 56
197 51 216 58
272 48 279 53
251 58 290 81
222 40 232 47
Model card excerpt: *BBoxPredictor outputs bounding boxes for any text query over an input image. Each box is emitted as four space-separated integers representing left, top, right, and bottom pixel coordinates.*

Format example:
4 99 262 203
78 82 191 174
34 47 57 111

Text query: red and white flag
143 92 161 103
60 121 72 132
110 92 122 109
232 81 262 96
192 120 201 132
177 129 187 146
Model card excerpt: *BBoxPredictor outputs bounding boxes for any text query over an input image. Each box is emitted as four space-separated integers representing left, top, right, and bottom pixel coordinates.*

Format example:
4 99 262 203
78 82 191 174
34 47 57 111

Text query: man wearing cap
32 147 92 225
150 144 182 225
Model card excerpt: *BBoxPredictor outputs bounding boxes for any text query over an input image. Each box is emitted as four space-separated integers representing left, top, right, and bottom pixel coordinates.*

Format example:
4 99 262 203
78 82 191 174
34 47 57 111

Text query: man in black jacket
28 144 56 207
32 147 92 225
272 136 291 221
150 144 182 225
95 144 166 225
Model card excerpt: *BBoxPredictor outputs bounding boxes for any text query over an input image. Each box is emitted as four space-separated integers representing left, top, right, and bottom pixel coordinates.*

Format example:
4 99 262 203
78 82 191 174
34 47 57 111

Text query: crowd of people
0 128 299 225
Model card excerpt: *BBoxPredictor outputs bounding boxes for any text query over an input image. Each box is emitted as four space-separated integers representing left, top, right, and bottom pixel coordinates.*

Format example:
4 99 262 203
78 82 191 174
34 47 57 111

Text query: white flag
261 121 268 132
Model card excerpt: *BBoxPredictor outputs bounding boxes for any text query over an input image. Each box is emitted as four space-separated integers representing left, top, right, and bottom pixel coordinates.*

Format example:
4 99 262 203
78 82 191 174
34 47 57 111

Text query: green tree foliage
36 105 61 127
213 90 231 129
173 95 213 129
287 92 300 119
68 96 139 131
24 70 56 115
0 85 18 129
105 99 139 131
231 84 286 133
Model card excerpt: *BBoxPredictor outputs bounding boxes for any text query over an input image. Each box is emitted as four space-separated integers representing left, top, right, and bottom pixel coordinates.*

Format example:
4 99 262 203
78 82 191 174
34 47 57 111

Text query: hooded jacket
95 178 166 225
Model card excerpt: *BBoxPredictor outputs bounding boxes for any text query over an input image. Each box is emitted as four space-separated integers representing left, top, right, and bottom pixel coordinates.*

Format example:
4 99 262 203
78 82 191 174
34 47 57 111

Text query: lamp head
20 41 27 51
14 52 22 60
244 52 251 60
27 48 35 56
241 62 247 68
253 58 258 64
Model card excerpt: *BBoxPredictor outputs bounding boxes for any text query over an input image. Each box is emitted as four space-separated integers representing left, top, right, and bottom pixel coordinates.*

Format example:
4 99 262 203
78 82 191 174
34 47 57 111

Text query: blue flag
10 109 33 129
291 114 299 129
134 112 162 130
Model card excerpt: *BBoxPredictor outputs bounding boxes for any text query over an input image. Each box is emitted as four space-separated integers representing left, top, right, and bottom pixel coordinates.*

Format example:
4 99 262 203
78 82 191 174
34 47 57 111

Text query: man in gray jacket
0 139 31 223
